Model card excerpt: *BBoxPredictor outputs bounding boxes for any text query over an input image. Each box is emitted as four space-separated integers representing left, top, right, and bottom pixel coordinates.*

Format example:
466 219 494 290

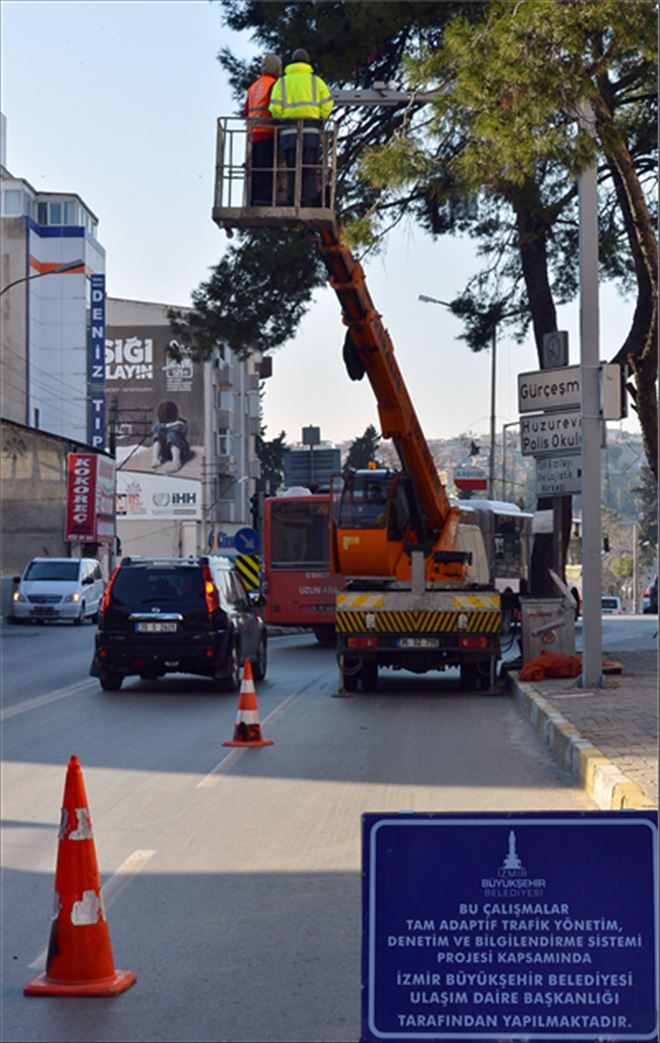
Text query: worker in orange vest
243 54 282 205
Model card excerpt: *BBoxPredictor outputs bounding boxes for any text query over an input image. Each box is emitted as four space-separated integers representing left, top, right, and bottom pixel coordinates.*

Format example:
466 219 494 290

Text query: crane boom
318 225 454 541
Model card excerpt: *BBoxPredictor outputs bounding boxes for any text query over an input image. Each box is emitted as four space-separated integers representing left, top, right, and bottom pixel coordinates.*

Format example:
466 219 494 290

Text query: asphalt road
1 616 652 1043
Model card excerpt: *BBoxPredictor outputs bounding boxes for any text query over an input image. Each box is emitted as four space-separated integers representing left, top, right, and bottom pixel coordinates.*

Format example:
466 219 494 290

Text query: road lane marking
1 679 97 721
28 848 156 970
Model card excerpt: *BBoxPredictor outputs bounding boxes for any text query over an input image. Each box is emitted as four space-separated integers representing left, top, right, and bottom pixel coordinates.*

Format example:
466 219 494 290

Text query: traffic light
250 493 261 529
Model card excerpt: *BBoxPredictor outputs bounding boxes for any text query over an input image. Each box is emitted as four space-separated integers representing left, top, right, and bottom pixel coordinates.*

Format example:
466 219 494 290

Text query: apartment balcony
217 454 237 475
247 415 261 436
216 408 232 429
246 372 260 392
214 360 235 388
216 500 236 523
248 459 261 479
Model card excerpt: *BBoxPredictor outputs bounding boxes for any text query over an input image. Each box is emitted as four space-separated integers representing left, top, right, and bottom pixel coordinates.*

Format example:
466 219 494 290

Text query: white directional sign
521 411 581 456
518 366 581 413
536 454 582 496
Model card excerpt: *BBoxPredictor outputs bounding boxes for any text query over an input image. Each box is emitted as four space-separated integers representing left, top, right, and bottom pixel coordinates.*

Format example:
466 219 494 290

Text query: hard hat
291 48 310 63
262 53 282 77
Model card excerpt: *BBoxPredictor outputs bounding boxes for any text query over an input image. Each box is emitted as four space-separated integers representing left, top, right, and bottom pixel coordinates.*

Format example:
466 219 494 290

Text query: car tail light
347 636 378 649
100 566 119 615
202 566 219 614
458 636 489 649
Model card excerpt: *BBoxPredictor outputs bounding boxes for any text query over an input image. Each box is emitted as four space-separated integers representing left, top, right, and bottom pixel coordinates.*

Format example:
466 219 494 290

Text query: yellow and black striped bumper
335 592 501 635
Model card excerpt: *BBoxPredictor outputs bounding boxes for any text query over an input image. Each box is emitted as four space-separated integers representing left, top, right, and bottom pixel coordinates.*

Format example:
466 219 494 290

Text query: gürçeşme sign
362 811 658 1043
518 366 581 414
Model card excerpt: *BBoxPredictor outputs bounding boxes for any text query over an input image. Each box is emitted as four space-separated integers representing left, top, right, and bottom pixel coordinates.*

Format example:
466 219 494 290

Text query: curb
507 672 656 811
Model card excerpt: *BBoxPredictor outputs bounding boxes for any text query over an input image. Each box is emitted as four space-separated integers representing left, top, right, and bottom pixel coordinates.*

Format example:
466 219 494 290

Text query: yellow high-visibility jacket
269 61 333 121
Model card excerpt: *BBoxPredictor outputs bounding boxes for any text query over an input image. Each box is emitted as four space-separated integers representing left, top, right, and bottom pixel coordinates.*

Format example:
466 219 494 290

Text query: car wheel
252 634 268 681
100 672 123 692
90 611 99 624
360 661 379 692
221 641 241 693
73 602 86 626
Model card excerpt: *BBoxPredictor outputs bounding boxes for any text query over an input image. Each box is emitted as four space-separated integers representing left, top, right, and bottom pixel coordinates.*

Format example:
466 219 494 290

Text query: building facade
106 297 263 558
1 165 106 446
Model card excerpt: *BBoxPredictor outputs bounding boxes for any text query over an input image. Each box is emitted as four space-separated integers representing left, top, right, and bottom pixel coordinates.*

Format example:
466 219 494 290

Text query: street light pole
0 258 85 298
489 325 497 499
501 421 519 502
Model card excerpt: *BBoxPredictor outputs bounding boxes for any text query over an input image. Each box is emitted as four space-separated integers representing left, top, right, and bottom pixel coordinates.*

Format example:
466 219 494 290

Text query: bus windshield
270 500 331 569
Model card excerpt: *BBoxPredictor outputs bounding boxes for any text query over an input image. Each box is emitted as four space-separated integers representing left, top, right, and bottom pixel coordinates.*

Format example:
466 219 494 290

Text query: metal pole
501 423 507 502
489 325 497 499
632 521 638 613
578 104 603 688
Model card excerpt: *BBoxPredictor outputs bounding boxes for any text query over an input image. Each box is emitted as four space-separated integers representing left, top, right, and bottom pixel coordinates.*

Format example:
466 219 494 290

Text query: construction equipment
212 117 501 692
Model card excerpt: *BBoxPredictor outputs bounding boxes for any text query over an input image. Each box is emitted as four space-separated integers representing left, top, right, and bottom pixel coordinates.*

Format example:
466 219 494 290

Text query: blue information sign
234 526 260 554
362 812 658 1043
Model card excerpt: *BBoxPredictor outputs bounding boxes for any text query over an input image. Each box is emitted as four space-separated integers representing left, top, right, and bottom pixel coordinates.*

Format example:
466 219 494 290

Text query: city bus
262 490 533 641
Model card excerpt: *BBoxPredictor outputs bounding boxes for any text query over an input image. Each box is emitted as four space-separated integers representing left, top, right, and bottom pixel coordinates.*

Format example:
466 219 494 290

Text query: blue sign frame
234 526 260 554
362 811 658 1043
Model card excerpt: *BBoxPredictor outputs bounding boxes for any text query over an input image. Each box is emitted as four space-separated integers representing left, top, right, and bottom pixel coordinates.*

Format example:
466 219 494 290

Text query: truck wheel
459 663 479 691
341 657 360 692
360 661 379 691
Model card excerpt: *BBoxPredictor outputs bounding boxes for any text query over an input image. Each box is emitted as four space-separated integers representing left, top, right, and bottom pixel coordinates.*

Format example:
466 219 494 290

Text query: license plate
397 637 440 649
32 606 55 615
136 621 178 633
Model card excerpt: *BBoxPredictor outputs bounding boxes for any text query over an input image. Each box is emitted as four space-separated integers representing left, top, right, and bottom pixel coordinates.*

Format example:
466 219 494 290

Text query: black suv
91 556 267 692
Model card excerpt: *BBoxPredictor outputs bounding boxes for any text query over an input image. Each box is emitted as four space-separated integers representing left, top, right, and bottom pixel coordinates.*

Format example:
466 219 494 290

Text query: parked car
11 557 104 625
601 595 622 614
642 574 658 614
90 555 267 692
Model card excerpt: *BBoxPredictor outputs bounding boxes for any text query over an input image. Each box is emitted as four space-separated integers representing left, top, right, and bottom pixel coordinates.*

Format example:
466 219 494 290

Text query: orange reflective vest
244 75 277 141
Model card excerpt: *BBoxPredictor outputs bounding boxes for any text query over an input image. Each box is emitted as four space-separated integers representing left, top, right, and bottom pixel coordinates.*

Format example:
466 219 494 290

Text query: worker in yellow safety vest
269 49 333 206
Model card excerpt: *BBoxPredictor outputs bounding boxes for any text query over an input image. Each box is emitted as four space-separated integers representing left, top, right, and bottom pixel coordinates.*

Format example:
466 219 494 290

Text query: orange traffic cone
24 755 136 997
223 659 273 748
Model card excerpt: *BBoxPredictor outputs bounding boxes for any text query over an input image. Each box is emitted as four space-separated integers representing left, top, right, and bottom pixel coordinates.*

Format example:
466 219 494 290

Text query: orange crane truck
212 116 501 692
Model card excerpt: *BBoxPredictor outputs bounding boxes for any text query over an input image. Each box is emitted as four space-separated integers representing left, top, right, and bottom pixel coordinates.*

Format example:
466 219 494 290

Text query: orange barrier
24 755 136 997
223 659 273 748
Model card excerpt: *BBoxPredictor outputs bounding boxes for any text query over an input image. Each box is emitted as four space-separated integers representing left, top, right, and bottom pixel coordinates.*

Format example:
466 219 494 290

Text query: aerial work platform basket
212 117 338 232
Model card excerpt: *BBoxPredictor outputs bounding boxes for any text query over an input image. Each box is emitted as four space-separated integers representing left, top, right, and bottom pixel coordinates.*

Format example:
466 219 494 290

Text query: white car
601 595 622 615
11 557 105 625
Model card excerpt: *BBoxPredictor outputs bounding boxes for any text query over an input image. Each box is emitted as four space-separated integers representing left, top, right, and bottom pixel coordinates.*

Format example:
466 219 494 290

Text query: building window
63 201 77 225
37 202 48 224
49 201 62 224
3 189 22 215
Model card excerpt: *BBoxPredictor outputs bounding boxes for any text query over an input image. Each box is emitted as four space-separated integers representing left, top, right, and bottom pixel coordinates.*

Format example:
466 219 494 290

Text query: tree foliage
344 424 383 471
360 0 658 473
255 426 287 495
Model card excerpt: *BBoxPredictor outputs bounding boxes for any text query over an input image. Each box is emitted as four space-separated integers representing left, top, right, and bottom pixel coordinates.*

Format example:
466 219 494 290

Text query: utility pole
632 521 638 613
489 325 497 499
578 104 603 688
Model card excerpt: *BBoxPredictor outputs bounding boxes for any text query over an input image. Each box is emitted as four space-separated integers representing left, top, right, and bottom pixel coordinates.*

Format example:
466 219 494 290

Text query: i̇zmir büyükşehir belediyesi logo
481 830 547 898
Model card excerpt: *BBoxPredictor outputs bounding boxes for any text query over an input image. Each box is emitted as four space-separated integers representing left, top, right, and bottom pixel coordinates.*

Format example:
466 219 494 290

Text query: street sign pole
578 104 603 688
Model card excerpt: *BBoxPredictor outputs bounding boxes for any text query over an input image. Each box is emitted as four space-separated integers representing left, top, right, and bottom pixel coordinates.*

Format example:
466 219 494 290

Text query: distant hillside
338 429 647 518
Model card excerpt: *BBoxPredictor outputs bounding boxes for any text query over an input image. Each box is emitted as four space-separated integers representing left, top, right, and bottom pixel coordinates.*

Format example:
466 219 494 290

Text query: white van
601 595 622 615
11 558 105 625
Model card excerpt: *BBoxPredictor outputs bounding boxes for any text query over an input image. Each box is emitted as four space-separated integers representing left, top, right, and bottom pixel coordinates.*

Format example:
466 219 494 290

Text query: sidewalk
507 648 658 810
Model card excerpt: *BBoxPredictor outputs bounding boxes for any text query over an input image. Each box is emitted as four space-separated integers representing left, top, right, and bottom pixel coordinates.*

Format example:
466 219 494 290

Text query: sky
1 0 641 450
